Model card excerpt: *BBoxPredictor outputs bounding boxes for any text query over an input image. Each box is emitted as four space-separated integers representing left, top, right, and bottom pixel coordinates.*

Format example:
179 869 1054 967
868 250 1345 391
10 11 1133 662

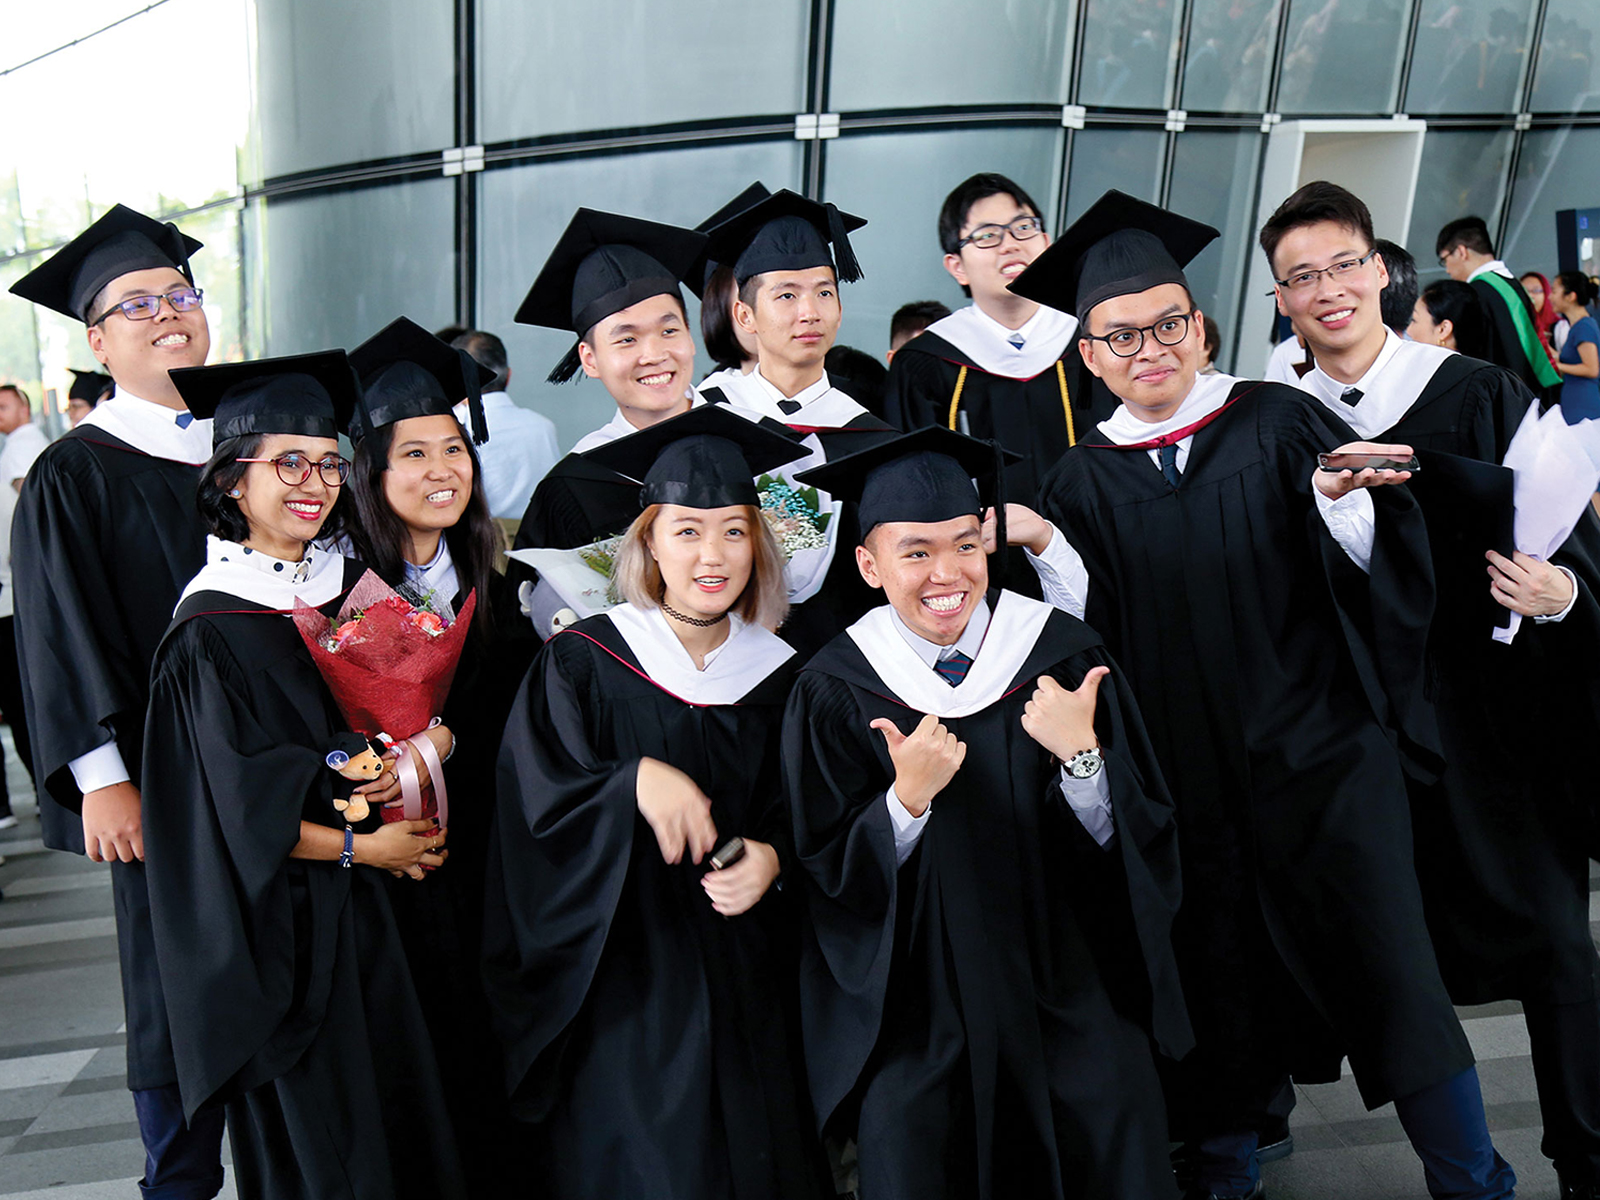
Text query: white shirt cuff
885 785 931 866
68 740 130 794
1058 766 1114 846
1533 565 1580 623
1025 523 1090 619
1312 485 1376 573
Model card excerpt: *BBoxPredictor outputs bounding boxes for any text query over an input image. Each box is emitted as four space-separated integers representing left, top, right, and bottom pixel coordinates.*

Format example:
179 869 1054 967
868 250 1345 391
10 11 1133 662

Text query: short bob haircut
700 263 749 372
613 502 789 632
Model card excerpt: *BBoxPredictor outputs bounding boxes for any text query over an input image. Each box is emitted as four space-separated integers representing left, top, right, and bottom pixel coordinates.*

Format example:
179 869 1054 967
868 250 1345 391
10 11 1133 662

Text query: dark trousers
131 1085 226 1200
0 615 34 815
1526 995 1600 1185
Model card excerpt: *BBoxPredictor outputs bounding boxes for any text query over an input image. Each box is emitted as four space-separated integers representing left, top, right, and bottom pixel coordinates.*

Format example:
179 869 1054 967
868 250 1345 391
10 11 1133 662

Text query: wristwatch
1064 745 1103 779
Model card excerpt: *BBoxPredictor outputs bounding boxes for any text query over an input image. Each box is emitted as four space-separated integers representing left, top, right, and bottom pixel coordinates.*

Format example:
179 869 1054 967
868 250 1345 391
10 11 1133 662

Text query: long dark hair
700 263 748 373
342 415 499 637
196 433 262 542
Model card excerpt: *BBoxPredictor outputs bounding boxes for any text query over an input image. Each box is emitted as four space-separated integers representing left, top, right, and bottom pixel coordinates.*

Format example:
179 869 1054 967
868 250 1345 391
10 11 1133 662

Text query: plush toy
324 733 386 823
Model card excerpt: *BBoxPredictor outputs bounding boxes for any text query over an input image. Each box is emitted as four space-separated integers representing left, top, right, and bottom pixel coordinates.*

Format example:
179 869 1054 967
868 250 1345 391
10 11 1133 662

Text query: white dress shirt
881 598 1114 865
569 389 704 454
454 392 560 519
0 422 49 620
923 303 1079 379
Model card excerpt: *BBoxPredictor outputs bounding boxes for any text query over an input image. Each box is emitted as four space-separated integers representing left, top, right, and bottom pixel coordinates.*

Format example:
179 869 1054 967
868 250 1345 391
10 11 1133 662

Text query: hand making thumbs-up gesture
870 713 967 818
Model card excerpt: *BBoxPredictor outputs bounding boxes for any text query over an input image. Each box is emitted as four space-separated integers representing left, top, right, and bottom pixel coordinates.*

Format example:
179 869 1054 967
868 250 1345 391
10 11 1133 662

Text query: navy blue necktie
175 412 194 428
934 651 973 687
1158 442 1182 488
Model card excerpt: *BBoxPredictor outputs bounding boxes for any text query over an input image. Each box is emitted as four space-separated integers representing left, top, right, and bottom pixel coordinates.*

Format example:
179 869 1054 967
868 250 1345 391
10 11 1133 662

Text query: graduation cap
1008 190 1218 325
347 316 495 445
9 204 203 323
700 188 866 287
169 351 359 444
795 425 1022 543
583 404 807 511
514 209 708 385
687 181 772 299
68 369 114 405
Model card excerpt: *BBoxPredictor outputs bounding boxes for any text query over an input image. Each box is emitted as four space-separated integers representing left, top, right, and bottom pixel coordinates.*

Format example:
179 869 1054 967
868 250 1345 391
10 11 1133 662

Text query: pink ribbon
393 731 449 830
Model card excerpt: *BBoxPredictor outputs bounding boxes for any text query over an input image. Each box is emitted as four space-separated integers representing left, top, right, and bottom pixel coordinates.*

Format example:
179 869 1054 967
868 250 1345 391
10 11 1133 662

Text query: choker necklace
660 599 729 628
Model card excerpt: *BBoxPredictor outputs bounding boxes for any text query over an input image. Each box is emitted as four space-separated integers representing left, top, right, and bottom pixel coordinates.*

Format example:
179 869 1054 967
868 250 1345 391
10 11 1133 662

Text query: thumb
1076 665 1111 698
869 717 906 748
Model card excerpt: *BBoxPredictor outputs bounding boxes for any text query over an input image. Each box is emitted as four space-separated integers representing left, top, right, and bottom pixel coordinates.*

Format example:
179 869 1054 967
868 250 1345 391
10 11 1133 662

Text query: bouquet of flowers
292 569 476 828
756 472 837 605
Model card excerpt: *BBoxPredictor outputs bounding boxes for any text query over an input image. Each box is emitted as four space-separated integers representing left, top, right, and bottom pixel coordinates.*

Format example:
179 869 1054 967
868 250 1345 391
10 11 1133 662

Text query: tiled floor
0 724 1588 1198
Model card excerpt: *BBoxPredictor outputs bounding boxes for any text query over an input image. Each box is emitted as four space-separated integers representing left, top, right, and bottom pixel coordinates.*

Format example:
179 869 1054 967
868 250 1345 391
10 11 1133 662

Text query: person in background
824 343 889 418
0 384 47 832
1376 239 1419 335
1437 216 1561 396
1551 270 1600 422
66 368 114 426
1408 280 1491 360
449 329 559 523
1519 271 1566 355
1200 314 1223 373
694 182 771 391
886 299 951 363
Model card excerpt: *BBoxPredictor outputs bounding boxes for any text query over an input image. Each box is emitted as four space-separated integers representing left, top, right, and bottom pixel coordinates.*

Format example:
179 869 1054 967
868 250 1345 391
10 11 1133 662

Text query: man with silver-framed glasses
886 173 1116 522
7 204 227 1199
1011 190 1515 1200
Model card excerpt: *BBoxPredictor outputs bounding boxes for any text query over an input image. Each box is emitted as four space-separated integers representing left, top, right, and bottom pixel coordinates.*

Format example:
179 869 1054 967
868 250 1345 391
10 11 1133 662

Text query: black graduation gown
10 426 206 1089
482 614 829 1200
884 331 1118 505
141 567 467 1200
1370 353 1600 1005
379 568 539 1196
1469 275 1554 399
1037 382 1472 1117
783 593 1190 1200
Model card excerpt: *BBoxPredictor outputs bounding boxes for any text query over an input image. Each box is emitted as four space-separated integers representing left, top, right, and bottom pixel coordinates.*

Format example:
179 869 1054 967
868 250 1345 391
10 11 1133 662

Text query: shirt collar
1469 260 1513 282
887 596 992 669
1098 371 1239 445
1303 327 1404 405
77 386 215 464
752 367 832 408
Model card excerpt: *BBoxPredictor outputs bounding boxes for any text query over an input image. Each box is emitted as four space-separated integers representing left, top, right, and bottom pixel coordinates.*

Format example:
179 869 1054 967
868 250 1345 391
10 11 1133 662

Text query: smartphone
1316 452 1420 473
710 837 746 870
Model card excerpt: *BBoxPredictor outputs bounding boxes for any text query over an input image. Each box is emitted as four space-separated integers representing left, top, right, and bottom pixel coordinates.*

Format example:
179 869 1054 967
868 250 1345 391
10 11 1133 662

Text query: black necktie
934 651 973 687
777 398 803 416
1158 442 1182 488
1340 387 1363 405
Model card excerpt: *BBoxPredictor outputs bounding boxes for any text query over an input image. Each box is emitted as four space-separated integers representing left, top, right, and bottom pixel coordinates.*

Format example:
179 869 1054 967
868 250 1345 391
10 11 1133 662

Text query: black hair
1374 238 1418 334
700 263 748 371
1259 181 1376 274
1419 280 1490 360
824 344 889 417
451 329 510 392
342 415 500 638
0 383 30 408
433 323 469 344
1435 216 1494 259
937 173 1044 256
890 300 952 349
1556 270 1599 308
1201 314 1221 359
197 433 265 543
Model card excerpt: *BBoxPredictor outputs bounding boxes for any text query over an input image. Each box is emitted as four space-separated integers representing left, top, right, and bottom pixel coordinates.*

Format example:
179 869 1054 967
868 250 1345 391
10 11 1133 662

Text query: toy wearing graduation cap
780 424 1190 1199
1022 193 1514 1199
141 350 466 1197
482 403 832 1200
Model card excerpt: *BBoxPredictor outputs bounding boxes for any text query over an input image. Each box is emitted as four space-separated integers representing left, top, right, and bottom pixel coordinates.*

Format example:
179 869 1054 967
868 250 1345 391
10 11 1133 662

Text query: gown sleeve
883 345 951 433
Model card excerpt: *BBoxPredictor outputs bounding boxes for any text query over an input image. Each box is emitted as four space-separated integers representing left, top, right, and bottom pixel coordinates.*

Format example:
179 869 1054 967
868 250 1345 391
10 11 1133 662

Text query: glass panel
1501 127 1600 281
820 126 1065 360
1276 0 1407 114
1064 128 1166 223
1077 0 1183 110
476 142 804 453
831 0 1074 108
1527 0 1600 113
1181 0 1283 112
477 0 809 143
256 178 456 357
1404 129 1515 285
251 0 454 180
1405 0 1538 114
1166 131 1267 371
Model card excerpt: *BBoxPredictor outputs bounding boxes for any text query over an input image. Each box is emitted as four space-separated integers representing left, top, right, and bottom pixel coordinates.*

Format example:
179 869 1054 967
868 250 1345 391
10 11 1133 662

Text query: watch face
1069 750 1102 779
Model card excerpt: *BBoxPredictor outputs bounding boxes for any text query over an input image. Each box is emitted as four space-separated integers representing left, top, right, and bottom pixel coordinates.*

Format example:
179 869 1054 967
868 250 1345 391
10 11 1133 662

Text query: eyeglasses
1085 311 1198 358
1274 249 1379 292
235 453 351 487
91 286 204 325
957 216 1044 250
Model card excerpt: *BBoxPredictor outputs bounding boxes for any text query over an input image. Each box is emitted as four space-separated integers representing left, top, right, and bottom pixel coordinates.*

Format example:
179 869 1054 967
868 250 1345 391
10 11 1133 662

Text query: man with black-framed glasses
886 173 1115 527
1013 190 1515 1200
7 205 226 1199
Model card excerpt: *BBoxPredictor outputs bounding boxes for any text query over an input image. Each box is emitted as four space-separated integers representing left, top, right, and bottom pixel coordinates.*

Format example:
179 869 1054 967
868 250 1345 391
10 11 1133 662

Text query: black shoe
1256 1130 1294 1164
1183 1183 1265 1200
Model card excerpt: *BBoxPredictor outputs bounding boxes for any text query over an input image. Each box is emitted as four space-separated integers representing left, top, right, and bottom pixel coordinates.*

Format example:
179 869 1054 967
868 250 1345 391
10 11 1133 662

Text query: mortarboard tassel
988 436 1009 588
826 203 863 283
547 340 584 385
454 348 491 444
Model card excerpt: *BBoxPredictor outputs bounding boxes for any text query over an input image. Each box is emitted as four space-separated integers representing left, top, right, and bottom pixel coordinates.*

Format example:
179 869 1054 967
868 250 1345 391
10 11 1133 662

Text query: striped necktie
1158 442 1182 488
934 650 973 687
